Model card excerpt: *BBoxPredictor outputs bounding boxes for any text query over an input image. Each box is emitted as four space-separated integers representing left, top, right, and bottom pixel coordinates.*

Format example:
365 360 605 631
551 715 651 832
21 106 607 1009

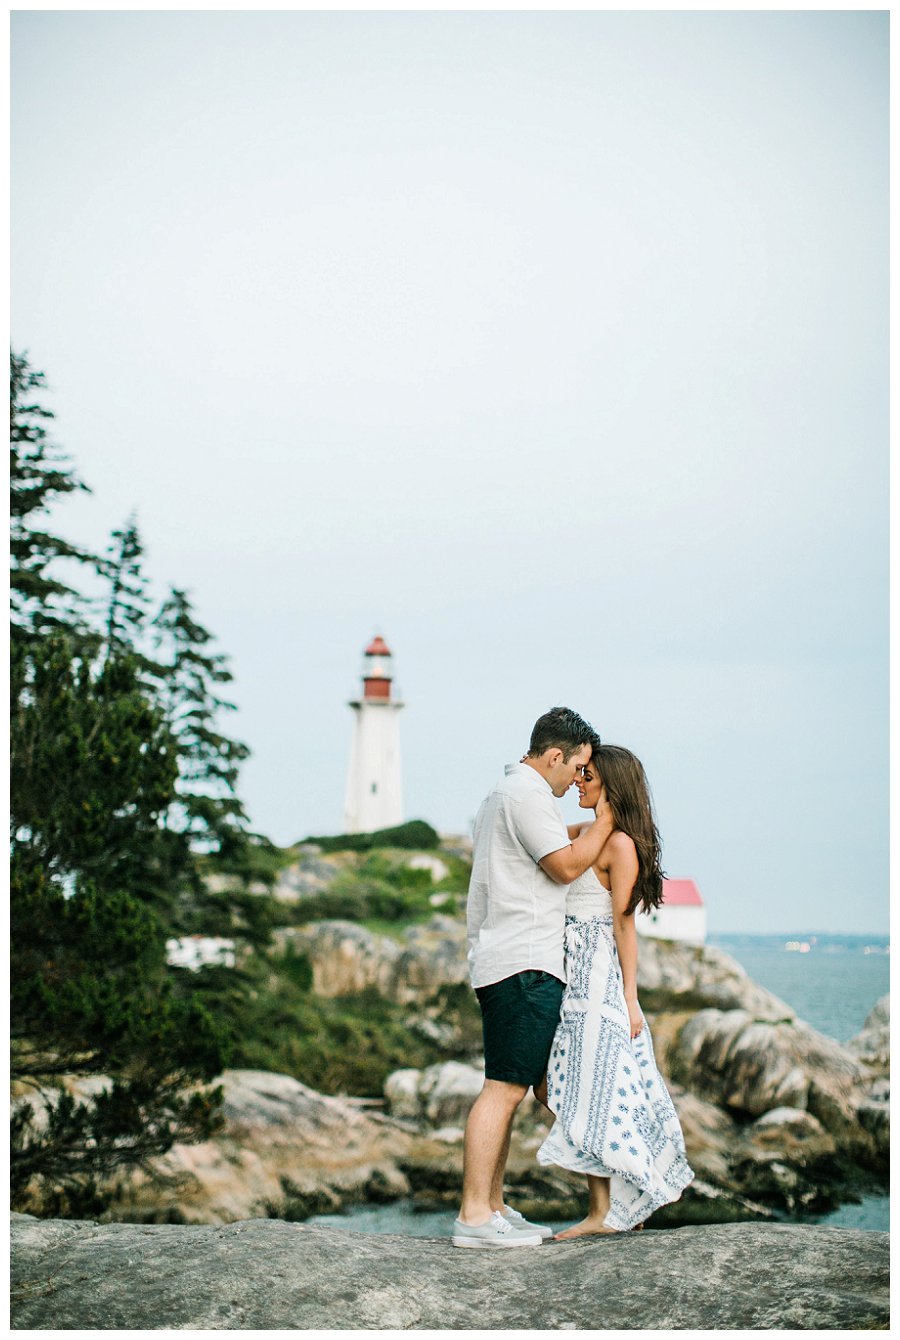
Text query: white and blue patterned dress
536 867 694 1230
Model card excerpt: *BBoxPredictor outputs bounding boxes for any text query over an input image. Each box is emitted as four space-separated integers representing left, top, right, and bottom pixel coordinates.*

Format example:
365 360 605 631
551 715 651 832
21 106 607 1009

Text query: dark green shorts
475 969 565 1087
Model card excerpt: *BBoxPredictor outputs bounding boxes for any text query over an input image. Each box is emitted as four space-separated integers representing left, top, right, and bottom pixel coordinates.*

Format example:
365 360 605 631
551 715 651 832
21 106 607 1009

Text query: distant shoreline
710 932 888 946
706 934 888 1045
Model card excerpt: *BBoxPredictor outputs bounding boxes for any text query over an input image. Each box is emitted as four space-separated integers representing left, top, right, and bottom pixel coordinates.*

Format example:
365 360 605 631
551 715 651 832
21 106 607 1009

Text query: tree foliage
9 351 272 1214
102 515 152 664
9 352 94 644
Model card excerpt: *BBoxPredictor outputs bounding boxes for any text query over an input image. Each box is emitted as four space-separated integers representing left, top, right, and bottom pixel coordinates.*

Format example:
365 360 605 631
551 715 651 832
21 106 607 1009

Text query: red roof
364 635 392 657
662 879 703 907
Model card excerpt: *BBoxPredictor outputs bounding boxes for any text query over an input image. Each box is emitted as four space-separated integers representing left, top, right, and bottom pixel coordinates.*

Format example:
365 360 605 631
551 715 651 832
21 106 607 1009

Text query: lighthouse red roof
365 635 391 657
662 879 704 907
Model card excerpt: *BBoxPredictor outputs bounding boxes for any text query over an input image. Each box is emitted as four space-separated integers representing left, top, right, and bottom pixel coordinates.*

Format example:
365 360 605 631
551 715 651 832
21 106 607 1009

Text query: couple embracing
453 707 694 1248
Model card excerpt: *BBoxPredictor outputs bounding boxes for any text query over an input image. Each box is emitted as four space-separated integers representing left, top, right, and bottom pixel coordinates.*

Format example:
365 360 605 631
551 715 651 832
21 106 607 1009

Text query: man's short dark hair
527 707 599 761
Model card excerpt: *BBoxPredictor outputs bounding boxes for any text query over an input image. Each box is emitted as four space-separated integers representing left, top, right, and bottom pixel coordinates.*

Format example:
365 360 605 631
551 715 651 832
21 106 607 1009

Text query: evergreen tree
9 352 96 645
10 635 229 1212
8 351 265 1213
11 637 176 895
152 587 250 853
102 515 153 665
149 586 278 953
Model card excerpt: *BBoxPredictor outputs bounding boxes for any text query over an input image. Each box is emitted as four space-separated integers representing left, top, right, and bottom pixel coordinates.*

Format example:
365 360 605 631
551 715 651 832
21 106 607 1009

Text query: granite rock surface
280 914 796 1017
277 915 470 1002
66 1070 420 1225
10 1213 888 1331
14 920 887 1227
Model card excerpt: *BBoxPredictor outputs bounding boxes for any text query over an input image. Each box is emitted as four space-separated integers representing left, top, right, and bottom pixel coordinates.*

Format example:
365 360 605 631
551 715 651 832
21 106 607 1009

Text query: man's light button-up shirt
466 761 571 989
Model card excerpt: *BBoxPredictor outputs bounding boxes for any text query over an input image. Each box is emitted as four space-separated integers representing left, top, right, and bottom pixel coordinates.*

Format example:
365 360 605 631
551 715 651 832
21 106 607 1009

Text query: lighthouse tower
343 634 404 834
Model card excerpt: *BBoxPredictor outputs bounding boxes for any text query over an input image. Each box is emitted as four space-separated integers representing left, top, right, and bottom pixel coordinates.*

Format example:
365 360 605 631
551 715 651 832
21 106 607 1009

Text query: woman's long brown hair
594 744 665 916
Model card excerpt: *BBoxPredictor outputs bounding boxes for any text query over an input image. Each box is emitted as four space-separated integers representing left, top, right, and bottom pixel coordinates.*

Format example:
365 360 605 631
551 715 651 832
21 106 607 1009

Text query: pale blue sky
12 10 888 932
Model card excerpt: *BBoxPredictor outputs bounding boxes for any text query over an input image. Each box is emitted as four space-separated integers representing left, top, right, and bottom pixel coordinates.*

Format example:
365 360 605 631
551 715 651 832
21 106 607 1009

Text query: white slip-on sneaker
502 1205 554 1239
452 1210 543 1249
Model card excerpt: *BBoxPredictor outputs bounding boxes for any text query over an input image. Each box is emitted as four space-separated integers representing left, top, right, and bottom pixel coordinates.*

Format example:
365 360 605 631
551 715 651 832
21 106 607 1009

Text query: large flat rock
10 1214 888 1330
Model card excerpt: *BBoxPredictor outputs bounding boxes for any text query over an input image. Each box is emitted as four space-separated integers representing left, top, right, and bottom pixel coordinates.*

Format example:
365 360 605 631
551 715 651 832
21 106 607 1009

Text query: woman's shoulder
606 829 638 862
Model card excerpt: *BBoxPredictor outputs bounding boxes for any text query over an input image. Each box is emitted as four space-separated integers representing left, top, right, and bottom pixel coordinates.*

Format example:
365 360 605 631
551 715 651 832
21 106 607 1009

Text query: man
452 706 611 1249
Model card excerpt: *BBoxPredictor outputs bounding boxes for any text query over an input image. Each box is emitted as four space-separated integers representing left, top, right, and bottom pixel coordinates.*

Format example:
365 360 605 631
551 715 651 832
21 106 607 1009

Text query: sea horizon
708 931 888 946
707 932 888 1051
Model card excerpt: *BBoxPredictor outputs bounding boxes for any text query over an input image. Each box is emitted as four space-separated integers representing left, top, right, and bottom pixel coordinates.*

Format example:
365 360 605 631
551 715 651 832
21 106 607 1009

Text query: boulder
731 1109 838 1208
282 916 468 1003
382 1068 775 1224
749 1107 831 1142
393 917 471 1003
385 1061 739 1188
404 854 450 882
279 921 403 997
74 1070 419 1225
385 1060 486 1129
414 1061 484 1128
668 1009 866 1129
664 1006 888 1201
847 995 890 1074
636 939 796 1020
269 851 359 903
385 1005 884 1217
664 1086 740 1188
382 1069 422 1122
864 995 890 1028
855 1078 889 1154
10 1215 889 1330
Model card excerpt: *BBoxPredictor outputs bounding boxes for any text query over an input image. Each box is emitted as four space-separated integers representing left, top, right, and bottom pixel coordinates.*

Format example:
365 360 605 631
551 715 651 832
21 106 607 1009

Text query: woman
536 744 693 1237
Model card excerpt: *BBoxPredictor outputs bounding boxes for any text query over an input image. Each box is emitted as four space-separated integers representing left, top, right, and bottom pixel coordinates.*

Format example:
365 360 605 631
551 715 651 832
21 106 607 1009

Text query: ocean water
709 932 890 1233
308 933 890 1237
708 933 889 1044
308 1193 890 1237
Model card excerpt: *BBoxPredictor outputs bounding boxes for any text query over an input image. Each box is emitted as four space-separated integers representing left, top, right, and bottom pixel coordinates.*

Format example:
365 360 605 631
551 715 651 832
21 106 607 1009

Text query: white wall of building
636 904 707 945
166 936 236 970
343 700 404 833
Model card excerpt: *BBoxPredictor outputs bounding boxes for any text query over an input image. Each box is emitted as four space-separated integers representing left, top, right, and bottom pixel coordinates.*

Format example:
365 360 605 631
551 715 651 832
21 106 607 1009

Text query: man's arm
539 811 614 885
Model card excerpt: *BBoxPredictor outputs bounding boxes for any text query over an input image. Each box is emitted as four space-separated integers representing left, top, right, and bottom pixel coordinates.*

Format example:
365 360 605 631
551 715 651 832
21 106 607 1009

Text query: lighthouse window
371 782 378 793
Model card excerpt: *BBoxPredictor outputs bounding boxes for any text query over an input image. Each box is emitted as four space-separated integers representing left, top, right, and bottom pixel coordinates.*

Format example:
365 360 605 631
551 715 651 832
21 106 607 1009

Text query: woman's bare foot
553 1218 617 1240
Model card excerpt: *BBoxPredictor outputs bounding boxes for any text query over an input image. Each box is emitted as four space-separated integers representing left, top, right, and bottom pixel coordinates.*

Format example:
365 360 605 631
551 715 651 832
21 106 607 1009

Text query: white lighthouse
343 634 404 834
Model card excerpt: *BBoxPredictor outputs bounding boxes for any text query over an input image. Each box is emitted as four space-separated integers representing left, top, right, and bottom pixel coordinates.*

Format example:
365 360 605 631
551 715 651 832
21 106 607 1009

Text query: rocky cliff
10 1213 889 1330
13 912 888 1230
282 916 887 1214
38 1071 420 1226
281 913 796 1016
276 915 470 1003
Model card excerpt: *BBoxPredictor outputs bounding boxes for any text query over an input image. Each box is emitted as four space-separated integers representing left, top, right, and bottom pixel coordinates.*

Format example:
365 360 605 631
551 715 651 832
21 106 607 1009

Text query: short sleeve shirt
466 762 571 988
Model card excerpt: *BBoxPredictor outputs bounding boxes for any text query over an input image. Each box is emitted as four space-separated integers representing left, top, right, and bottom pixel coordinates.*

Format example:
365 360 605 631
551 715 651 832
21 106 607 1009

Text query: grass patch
217 950 479 1097
360 914 442 940
281 852 465 928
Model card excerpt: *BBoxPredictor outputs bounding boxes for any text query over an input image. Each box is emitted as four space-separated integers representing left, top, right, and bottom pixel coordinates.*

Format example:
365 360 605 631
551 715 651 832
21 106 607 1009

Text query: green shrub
278 945 314 991
290 869 436 926
432 852 473 893
299 819 440 853
358 853 433 891
227 959 478 1096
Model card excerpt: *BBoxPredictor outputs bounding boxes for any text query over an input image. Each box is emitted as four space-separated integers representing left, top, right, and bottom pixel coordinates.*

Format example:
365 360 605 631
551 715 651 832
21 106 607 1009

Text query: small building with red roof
636 878 707 945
